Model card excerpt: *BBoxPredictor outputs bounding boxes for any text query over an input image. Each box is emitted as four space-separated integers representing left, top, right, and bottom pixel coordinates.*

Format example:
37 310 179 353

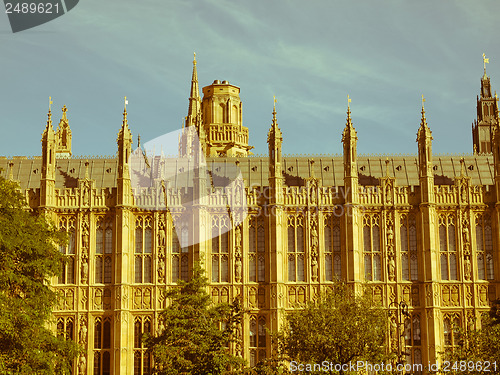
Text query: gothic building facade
1 58 500 374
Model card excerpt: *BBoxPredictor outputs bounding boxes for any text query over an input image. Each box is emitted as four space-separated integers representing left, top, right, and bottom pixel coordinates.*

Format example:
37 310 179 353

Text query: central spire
187 52 201 124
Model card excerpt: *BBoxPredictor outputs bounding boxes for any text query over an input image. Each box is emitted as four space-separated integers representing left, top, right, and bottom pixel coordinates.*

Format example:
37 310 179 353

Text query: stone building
1 56 499 374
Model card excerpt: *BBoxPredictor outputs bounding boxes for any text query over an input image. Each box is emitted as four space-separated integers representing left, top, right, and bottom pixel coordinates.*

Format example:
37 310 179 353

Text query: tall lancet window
476 213 494 280
439 214 457 280
94 317 112 375
363 214 381 281
324 214 341 281
287 215 305 282
171 226 189 282
211 216 229 283
249 216 266 282
135 216 153 284
95 218 113 284
401 214 418 281
58 216 76 284
134 316 152 375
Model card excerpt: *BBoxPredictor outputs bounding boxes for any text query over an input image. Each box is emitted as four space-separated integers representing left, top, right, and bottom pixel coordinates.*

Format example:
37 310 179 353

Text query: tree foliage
442 300 500 375
0 176 78 374
275 283 390 375
146 262 244 375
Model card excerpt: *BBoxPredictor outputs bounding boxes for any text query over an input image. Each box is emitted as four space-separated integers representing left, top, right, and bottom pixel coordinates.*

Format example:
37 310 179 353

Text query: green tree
442 301 500 375
275 283 390 375
146 262 244 375
0 176 79 374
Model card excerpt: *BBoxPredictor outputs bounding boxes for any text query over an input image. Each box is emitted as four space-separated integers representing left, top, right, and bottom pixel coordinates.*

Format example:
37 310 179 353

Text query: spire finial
193 52 196 65
122 96 129 128
483 53 490 75
49 96 53 112
346 94 352 123
273 95 277 121
421 94 427 121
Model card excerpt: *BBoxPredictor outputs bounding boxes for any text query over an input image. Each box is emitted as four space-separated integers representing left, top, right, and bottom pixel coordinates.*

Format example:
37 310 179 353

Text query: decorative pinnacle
61 105 68 121
138 134 141 148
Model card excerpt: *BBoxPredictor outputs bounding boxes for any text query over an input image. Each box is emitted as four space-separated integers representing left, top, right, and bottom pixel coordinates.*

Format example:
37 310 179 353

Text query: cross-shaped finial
421 94 426 107
274 95 277 104
49 96 53 112
124 96 128 110
62 105 67 113
347 94 351 104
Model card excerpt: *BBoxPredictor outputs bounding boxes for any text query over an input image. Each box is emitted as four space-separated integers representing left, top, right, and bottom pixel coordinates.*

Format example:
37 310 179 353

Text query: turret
40 97 56 208
417 95 434 204
201 79 253 157
472 54 499 153
117 97 133 206
267 97 283 205
342 96 358 204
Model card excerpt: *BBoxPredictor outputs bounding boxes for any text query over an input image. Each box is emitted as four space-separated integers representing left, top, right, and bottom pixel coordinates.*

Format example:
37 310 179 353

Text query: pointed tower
55 105 72 158
342 96 358 203
180 53 206 157
417 96 434 203
114 98 134 374
267 96 283 204
341 97 361 285
117 98 133 206
417 96 440 366
472 54 499 153
40 98 56 208
266 97 286 344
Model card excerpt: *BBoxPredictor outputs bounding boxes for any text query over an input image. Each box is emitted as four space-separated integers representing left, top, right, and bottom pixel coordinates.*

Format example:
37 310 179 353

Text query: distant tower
201 79 253 157
55 105 72 158
472 54 499 153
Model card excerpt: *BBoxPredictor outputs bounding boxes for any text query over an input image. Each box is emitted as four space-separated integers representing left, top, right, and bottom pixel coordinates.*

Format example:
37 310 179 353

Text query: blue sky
1 0 500 157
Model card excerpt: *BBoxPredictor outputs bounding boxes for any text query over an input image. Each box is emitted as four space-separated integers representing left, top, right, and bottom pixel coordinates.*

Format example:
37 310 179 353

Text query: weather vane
483 53 489 72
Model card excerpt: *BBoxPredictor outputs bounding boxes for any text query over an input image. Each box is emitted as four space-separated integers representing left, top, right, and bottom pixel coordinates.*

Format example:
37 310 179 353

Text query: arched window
439 215 457 280
96 218 113 284
134 317 152 375
58 216 76 284
363 214 381 281
288 215 305 282
211 216 229 283
94 317 112 375
135 216 153 284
